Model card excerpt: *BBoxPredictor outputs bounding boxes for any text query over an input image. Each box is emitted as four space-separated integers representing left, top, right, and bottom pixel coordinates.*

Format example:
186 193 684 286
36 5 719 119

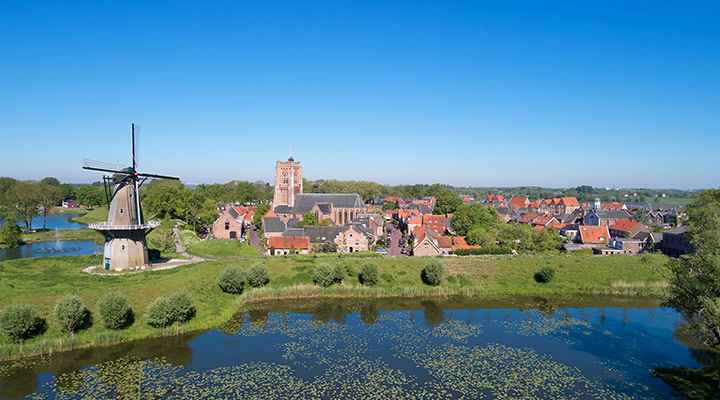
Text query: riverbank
0 253 668 361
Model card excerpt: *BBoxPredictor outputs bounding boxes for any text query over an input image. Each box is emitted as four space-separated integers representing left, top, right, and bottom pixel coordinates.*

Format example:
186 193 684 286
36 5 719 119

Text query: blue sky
1 1 718 189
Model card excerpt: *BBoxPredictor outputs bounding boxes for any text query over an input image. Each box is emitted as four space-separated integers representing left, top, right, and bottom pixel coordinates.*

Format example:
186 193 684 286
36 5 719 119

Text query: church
271 156 368 226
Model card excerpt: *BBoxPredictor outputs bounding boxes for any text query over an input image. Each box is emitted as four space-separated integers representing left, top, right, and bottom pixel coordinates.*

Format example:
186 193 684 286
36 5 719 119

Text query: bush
218 265 245 294
422 258 445 286
334 262 347 284
0 303 42 343
534 265 556 283
247 262 270 288
146 290 195 327
359 263 379 286
313 263 335 287
54 295 88 336
97 292 133 330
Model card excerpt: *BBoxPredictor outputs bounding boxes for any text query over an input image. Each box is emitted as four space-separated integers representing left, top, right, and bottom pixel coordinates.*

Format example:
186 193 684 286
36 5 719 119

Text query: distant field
648 196 695 205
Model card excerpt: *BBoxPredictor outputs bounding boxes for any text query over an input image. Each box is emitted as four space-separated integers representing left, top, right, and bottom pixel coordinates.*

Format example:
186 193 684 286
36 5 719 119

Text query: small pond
0 214 86 231
0 240 99 262
0 296 714 399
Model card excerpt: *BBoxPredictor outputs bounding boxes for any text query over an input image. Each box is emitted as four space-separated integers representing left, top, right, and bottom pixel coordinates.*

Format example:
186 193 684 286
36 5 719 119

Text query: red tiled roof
560 197 580 207
579 226 610 244
610 219 639 232
519 212 539 224
264 208 278 218
453 236 468 246
436 236 452 248
452 244 482 251
268 236 310 249
601 203 624 210
508 196 530 208
408 216 422 225
532 214 557 226
533 225 545 231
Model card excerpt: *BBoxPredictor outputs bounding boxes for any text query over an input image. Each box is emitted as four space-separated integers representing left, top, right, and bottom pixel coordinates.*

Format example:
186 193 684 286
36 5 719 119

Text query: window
225 221 230 230
121 245 126 251
120 208 124 214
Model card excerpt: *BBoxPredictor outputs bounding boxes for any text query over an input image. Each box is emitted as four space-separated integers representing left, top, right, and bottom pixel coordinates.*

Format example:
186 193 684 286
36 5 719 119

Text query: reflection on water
0 214 86 231
0 296 715 399
0 240 98 262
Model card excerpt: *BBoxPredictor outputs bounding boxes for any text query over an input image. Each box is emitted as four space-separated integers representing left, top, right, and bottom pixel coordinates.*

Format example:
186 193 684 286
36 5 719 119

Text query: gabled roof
560 197 580 207
263 217 286 233
275 193 367 215
264 208 278 218
601 202 625 210
579 226 610 244
453 236 468 246
519 212 539 224
610 219 640 233
593 209 632 219
508 196 530 208
532 214 558 226
436 236 452 248
268 236 310 249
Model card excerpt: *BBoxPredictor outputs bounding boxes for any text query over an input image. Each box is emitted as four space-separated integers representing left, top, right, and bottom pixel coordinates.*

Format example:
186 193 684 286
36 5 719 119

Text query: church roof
275 193 367 215
263 217 286 233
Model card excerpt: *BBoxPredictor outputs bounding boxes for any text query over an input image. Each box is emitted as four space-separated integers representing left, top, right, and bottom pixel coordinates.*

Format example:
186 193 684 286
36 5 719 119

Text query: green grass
188 239 262 258
653 366 720 399
70 207 108 225
22 229 97 243
0 253 668 361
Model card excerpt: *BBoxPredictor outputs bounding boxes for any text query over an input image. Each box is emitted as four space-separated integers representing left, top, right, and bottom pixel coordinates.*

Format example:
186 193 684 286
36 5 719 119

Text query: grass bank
653 366 719 399
69 207 108 225
0 253 667 361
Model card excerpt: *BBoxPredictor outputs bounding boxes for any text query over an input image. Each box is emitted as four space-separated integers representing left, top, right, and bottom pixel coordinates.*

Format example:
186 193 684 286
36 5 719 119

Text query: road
248 225 263 253
386 225 406 258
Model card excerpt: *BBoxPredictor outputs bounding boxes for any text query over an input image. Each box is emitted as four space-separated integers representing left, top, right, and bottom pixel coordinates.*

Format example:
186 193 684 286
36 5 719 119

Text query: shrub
0 303 42 343
97 292 133 330
422 258 445 286
218 265 245 294
247 262 270 288
534 265 556 283
359 263 379 286
313 263 335 287
146 290 195 327
53 295 88 336
146 296 174 328
334 262 347 284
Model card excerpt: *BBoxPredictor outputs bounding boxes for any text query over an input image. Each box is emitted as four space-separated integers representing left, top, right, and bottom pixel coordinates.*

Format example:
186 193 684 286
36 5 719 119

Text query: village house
584 209 632 226
267 236 310 255
608 219 649 238
507 196 530 210
412 228 442 256
212 205 246 239
422 214 447 235
662 226 694 258
287 225 374 253
484 194 505 206
62 199 79 208
577 225 611 245
531 214 559 229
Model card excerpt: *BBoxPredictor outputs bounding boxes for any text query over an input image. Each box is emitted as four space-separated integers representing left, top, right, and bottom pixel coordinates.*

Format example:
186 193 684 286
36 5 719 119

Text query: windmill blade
131 123 141 171
83 159 128 174
137 172 180 180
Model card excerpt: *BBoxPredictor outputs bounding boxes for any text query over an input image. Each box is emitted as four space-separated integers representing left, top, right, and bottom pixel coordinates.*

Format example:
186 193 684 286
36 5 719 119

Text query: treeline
451 185 696 203
303 179 452 202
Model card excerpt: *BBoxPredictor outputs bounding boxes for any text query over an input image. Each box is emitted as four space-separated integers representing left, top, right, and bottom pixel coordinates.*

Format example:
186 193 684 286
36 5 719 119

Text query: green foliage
359 262 379 286
382 200 398 211
313 263 336 287
334 262 347 283
664 189 720 347
434 192 462 215
451 203 498 236
0 219 23 247
253 204 269 226
422 258 445 286
247 262 270 288
534 265 556 283
218 265 245 294
97 292 133 330
652 366 719 400
74 185 105 207
0 303 41 343
146 290 195 328
53 295 88 335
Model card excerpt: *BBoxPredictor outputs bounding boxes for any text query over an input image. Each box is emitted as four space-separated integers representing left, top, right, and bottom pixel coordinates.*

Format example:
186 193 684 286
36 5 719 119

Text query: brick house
518 212 539 225
422 214 447 235
662 226 694 257
212 206 244 239
532 214 559 228
267 236 310 255
608 219 649 238
412 228 442 256
485 194 505 206
578 225 611 245
508 196 530 210
584 209 632 226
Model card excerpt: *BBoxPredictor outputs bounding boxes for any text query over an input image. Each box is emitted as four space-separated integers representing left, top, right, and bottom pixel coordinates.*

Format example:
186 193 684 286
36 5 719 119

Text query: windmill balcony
88 221 162 231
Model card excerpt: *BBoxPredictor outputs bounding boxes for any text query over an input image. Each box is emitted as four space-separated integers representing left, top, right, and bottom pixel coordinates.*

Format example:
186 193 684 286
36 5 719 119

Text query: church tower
273 156 303 207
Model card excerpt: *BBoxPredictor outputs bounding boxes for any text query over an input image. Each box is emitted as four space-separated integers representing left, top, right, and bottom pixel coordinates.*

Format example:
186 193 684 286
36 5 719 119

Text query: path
81 227 204 275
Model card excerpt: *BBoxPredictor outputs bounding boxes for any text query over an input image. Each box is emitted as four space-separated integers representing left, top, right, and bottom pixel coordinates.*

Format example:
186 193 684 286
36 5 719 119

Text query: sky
1 1 718 189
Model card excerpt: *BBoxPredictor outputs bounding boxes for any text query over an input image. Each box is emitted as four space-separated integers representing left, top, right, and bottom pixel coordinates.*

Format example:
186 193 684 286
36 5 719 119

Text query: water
0 214 86 230
0 296 713 399
0 240 98 262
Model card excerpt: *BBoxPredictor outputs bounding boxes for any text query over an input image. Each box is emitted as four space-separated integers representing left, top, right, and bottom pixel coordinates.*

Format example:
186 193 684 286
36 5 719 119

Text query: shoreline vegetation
0 252 670 363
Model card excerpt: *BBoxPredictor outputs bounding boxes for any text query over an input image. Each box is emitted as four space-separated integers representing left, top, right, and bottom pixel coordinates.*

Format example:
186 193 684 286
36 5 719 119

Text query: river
0 214 86 231
0 296 712 399
0 214 98 262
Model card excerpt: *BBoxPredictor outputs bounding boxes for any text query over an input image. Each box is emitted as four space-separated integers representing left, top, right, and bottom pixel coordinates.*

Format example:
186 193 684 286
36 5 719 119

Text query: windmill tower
82 124 179 271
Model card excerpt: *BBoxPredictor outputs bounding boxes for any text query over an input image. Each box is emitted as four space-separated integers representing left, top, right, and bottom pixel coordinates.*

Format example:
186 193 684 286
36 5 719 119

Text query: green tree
0 303 42 344
145 296 175 328
253 204 269 226
313 263 335 287
39 177 60 187
75 185 105 207
422 258 445 286
168 290 195 323
451 203 498 236
534 265 556 283
59 183 75 200
247 262 270 288
0 217 23 247
334 262 347 284
8 181 40 229
38 183 63 230
664 189 720 348
359 263 379 286
97 292 133 330
382 200 398 211
434 192 462 215
466 226 494 247
143 183 185 218
218 265 245 294
295 212 319 228
53 295 88 336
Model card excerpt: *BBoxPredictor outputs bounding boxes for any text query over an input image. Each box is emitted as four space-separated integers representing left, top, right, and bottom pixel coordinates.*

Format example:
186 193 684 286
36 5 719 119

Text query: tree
0 303 41 344
434 192 462 215
359 263 379 286
632 210 651 226
466 226 494 247
422 258 445 286
247 262 270 288
75 185 105 207
146 296 175 328
168 290 195 323
53 295 88 336
143 183 185 218
38 184 62 230
534 265 556 283
334 263 347 284
253 204 269 226
0 217 23 247
218 265 245 294
313 263 335 287
39 177 60 187
664 189 720 349
8 181 40 229
296 212 319 228
97 292 133 330
451 203 498 236
382 201 398 211
59 183 75 200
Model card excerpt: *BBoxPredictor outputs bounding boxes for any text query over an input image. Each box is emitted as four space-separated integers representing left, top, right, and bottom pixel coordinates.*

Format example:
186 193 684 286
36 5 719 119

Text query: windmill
83 124 179 271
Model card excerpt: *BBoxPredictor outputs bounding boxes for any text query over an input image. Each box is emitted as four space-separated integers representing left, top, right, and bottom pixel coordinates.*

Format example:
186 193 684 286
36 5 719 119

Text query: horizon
2 2 719 189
